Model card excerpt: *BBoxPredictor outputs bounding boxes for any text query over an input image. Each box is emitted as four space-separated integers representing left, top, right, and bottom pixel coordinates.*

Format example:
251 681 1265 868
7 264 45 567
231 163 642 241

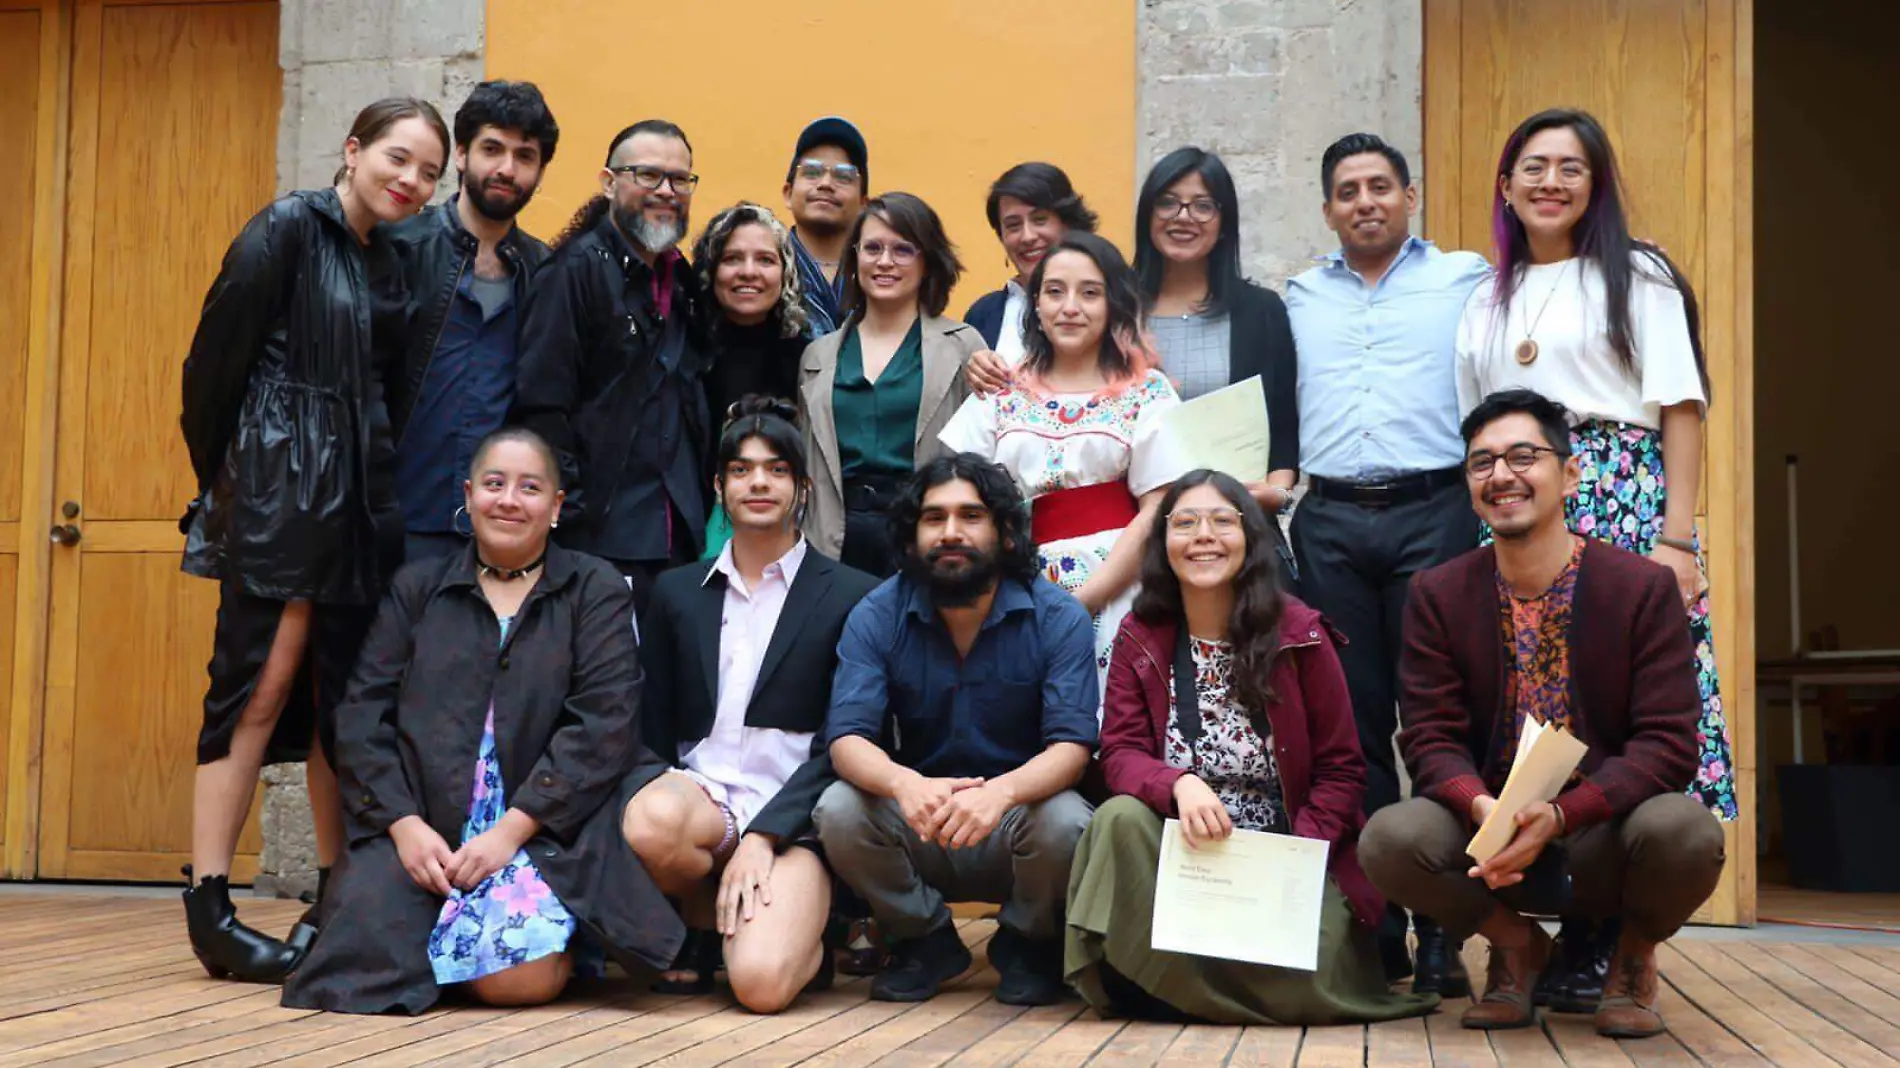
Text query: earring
453 505 472 537
550 518 559 529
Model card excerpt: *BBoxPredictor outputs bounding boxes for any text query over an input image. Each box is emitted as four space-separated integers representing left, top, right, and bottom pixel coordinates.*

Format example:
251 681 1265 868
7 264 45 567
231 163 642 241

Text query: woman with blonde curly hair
694 202 810 558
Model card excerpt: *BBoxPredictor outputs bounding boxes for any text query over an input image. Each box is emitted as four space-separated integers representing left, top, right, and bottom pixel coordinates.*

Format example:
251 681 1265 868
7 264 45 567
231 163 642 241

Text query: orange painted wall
485 0 1137 312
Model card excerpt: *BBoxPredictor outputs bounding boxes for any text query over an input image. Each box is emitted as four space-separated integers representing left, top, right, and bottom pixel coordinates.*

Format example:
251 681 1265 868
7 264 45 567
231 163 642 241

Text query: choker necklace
477 551 546 581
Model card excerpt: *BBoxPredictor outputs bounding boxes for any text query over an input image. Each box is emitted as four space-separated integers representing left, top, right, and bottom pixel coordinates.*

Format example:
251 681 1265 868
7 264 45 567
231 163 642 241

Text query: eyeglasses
1464 445 1565 479
1513 158 1590 187
1165 507 1243 535
795 159 861 186
1154 194 1219 223
609 165 700 194
858 239 919 265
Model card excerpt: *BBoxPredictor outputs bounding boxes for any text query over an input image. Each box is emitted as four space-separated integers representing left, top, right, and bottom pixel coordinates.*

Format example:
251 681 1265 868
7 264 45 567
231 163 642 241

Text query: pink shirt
679 539 814 833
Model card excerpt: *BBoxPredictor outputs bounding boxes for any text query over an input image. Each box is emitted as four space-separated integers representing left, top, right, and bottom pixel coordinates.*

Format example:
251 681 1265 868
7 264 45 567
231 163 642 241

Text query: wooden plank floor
0 894 1896 1066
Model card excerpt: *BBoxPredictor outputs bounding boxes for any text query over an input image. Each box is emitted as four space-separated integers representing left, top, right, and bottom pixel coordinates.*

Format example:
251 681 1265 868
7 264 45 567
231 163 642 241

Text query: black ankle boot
181 866 303 983
1411 914 1472 998
286 866 329 954
1537 917 1620 1013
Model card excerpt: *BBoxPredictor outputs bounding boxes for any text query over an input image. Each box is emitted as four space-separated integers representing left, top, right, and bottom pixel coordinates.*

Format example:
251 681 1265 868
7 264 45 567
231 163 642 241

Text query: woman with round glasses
1064 470 1437 1025
798 192 981 577
1454 108 1734 1012
1134 148 1299 575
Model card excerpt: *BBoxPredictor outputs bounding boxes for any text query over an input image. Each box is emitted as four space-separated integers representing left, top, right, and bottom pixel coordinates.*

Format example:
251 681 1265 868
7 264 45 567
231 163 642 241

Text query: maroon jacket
1100 597 1383 927
1398 539 1700 832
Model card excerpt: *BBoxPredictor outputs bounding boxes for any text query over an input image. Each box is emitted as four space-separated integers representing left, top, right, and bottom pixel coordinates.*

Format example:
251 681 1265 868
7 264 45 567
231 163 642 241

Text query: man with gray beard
515 120 709 616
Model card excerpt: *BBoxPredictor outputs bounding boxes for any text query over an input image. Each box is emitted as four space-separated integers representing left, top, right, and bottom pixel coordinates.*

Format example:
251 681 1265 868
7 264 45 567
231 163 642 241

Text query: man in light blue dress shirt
1286 133 1490 996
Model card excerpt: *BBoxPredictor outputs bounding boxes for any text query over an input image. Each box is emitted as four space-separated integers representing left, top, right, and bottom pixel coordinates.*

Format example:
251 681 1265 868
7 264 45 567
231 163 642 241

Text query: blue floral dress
427 616 594 984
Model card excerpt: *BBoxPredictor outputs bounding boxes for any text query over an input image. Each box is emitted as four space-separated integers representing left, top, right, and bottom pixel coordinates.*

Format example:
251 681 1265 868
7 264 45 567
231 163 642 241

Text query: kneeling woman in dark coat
284 428 682 1014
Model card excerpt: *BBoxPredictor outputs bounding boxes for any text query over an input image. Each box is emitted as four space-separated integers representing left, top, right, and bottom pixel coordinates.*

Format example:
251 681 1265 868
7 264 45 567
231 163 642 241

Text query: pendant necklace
1514 259 1572 366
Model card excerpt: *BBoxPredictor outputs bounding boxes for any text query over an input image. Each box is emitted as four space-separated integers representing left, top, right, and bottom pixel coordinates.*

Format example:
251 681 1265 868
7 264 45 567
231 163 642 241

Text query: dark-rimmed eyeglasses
609 165 699 194
1154 194 1219 223
1464 445 1565 479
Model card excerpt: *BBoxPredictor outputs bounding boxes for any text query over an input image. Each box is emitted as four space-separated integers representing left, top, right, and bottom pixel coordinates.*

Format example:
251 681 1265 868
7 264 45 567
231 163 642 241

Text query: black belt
1309 466 1464 508
844 475 907 513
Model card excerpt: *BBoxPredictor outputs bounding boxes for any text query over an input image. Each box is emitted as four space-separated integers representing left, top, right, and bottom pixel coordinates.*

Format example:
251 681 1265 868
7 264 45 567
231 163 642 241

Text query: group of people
173 79 1735 1041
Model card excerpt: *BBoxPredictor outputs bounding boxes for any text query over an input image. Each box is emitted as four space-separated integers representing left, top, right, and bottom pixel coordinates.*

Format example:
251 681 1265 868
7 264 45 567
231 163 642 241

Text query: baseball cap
789 116 868 189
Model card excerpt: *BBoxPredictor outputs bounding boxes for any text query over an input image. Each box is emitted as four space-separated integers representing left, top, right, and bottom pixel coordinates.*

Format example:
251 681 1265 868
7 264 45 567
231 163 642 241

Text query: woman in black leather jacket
177 96 448 983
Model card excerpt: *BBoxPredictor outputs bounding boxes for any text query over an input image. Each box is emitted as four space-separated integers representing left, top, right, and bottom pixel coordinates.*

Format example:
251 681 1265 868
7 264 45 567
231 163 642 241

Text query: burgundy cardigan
1099 597 1383 927
1398 539 1700 832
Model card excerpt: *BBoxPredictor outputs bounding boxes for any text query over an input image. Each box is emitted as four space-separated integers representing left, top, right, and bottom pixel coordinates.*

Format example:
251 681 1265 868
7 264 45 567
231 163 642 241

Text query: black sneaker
988 926 1066 1006
869 923 972 1002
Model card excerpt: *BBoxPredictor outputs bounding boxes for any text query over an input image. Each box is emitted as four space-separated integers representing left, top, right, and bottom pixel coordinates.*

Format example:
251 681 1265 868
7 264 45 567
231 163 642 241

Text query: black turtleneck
704 317 808 424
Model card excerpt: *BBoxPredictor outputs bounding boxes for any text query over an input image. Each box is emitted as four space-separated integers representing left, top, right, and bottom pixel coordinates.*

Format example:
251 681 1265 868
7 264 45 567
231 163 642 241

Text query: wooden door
1423 0 1756 924
0 3 44 871
33 0 281 881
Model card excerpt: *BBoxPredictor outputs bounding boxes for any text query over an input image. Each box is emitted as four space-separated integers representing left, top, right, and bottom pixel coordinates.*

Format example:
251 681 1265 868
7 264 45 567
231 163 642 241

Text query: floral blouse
1163 636 1289 833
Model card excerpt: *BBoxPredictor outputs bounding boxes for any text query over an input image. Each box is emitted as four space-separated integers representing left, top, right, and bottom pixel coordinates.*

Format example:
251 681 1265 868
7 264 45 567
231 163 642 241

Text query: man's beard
465 172 535 222
903 544 1002 607
613 200 687 254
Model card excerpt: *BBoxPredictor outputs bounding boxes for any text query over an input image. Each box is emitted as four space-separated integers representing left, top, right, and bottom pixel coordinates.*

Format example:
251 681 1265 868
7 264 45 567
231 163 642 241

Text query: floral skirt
427 706 597 984
1040 527 1131 715
1485 420 1737 820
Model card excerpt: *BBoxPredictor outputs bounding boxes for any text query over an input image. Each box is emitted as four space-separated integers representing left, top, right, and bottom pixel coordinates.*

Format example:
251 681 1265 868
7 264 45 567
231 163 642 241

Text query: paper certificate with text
1160 376 1270 482
1151 818 1329 971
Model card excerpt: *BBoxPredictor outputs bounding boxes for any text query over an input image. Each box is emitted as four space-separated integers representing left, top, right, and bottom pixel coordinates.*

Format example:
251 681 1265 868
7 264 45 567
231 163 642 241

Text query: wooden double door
1423 0 1756 923
1 0 281 880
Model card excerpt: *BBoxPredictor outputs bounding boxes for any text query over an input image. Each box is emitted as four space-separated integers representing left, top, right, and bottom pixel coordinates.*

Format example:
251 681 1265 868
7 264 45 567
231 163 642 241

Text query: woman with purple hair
1453 108 1735 1015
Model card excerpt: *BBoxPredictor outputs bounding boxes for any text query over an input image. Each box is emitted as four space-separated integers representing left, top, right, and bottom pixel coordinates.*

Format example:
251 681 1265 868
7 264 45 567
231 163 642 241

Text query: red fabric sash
1032 480 1139 545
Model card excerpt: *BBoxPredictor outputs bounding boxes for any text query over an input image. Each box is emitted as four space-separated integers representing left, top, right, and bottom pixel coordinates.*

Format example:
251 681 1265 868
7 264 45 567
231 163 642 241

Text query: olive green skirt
1064 796 1439 1026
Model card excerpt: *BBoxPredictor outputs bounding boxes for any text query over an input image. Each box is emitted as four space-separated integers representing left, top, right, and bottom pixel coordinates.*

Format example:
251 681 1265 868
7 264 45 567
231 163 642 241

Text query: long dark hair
1491 108 1710 399
841 192 963 321
1133 471 1285 709
1019 232 1157 388
1133 146 1245 314
887 453 1039 586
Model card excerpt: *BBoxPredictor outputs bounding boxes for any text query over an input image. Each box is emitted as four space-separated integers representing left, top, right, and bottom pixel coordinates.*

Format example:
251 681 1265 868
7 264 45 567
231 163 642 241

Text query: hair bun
725 393 800 428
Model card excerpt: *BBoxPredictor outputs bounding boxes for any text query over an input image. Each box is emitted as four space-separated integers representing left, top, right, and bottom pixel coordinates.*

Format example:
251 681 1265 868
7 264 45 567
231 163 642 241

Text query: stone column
1136 0 1423 288
255 0 485 899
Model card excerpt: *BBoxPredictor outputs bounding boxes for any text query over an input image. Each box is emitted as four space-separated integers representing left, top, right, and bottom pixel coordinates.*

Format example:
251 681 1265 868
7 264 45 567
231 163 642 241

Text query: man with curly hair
814 453 1099 1008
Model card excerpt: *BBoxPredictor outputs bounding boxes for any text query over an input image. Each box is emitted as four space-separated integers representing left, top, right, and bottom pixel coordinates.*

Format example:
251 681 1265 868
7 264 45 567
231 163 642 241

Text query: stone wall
255 0 485 899
1136 0 1423 288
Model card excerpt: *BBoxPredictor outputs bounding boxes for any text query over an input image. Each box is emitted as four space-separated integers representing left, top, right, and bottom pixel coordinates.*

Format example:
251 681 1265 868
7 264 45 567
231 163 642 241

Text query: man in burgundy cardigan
1358 389 1724 1040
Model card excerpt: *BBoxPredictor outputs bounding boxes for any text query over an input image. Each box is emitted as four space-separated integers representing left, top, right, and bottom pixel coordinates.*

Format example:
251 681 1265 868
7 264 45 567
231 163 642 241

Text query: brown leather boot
1462 920 1552 1030
1595 931 1666 1038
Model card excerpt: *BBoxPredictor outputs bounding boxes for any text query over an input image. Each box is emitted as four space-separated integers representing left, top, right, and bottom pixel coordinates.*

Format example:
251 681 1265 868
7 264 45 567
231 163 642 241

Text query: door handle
50 524 81 546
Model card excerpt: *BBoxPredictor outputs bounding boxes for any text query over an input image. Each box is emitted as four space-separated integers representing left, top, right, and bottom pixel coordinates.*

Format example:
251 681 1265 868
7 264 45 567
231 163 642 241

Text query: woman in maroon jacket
1064 470 1437 1024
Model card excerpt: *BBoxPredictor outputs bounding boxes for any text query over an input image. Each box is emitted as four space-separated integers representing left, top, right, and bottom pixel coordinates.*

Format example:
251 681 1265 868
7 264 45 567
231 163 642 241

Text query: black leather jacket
179 188 403 605
513 213 710 562
383 194 549 443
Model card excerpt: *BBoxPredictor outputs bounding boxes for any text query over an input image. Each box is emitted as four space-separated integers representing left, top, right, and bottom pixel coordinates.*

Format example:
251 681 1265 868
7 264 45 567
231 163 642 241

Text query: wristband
1551 801 1568 836
1655 535 1699 555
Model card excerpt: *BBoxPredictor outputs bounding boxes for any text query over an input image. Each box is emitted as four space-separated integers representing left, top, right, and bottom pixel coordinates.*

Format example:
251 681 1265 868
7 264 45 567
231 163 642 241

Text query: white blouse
938 368 1187 502
1455 251 1705 429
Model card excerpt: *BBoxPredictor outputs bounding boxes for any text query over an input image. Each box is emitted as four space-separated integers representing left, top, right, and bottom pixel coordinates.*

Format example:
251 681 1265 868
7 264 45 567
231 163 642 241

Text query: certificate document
1151 818 1329 971
1161 376 1270 481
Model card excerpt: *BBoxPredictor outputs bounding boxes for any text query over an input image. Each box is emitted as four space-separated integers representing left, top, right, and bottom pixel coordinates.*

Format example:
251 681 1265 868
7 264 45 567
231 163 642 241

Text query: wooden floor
1759 884 1900 933
3 894 1899 1067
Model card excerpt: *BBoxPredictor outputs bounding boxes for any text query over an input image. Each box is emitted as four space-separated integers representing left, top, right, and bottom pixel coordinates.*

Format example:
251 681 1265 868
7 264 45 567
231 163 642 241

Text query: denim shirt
1287 236 1491 481
826 576 1100 779
397 269 517 533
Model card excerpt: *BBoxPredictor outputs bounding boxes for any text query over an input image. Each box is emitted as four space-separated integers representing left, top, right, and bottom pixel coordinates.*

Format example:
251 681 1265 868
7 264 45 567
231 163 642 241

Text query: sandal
653 928 721 995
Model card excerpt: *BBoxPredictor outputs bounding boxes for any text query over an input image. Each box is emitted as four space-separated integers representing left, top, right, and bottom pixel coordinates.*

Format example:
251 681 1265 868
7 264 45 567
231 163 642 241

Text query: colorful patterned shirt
1494 538 1584 776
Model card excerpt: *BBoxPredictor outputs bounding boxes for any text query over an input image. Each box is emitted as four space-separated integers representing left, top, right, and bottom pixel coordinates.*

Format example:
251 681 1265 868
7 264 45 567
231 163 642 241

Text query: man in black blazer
621 399 879 1015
